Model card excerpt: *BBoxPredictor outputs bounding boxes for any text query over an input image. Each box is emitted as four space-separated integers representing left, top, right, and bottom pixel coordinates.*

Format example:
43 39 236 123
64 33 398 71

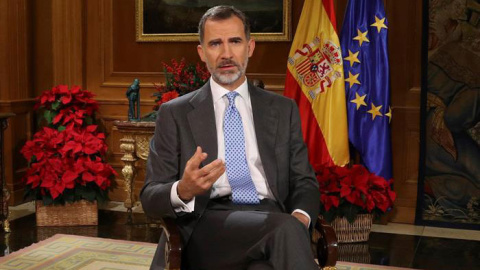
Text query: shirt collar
210 77 249 103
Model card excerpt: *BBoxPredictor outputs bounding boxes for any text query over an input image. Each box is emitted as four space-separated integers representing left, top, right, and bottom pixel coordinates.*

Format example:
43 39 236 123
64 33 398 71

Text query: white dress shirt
169 78 310 225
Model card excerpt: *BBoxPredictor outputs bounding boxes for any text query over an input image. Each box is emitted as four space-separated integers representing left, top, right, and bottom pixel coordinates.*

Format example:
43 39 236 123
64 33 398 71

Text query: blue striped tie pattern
224 91 260 204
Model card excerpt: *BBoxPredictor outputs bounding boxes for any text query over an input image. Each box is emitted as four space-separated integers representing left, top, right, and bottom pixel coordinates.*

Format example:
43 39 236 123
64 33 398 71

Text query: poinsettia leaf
85 115 93 125
75 185 96 201
95 188 108 204
58 126 66 132
51 100 61 110
44 110 55 124
30 155 37 164
323 210 337 224
63 189 75 202
83 189 96 201
343 204 361 223
86 125 98 133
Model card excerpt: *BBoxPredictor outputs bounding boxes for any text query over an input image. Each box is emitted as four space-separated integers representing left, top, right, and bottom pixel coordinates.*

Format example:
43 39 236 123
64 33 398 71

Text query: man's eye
210 42 220 47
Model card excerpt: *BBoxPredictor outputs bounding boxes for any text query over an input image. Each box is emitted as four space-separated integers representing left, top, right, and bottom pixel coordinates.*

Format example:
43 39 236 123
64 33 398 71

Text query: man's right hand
177 146 225 201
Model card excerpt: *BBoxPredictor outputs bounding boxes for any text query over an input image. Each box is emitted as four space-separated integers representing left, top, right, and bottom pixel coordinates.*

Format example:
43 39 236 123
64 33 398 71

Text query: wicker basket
36 200 98 226
329 213 373 243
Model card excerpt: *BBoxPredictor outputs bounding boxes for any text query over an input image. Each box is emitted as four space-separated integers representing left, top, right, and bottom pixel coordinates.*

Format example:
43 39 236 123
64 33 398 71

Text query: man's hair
198 5 251 44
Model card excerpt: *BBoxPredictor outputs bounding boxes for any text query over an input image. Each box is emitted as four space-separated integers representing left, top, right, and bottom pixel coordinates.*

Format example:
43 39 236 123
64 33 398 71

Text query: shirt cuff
292 209 311 228
170 181 195 213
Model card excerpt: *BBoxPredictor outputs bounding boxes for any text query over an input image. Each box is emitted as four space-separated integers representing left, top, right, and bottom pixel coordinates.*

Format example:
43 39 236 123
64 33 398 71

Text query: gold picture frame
135 0 291 42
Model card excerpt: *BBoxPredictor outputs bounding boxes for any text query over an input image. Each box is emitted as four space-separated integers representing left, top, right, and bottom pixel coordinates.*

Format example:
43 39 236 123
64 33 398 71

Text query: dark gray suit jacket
140 81 319 268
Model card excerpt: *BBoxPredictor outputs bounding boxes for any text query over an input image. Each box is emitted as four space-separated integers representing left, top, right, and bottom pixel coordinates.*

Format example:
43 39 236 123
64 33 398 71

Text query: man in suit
141 5 320 270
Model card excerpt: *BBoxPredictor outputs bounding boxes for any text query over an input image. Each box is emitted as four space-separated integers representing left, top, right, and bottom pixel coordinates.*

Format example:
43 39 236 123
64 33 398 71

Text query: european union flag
340 0 392 179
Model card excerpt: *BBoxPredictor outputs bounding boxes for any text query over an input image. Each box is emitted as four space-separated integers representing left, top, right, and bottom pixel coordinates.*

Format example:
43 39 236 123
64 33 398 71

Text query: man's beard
208 57 248 85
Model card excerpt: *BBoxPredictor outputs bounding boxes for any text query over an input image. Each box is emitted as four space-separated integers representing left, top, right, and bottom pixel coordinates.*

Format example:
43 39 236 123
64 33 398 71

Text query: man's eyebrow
208 38 222 45
229 37 243 42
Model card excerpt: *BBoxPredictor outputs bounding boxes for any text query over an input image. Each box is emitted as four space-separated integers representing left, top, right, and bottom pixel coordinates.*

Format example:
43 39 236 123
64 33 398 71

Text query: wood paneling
0 0 35 205
387 0 423 223
33 0 53 95
51 0 85 87
0 0 33 100
391 108 421 223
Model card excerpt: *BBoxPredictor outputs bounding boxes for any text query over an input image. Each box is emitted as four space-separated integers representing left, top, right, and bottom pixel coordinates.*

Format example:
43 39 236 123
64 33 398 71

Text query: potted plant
142 58 210 121
21 85 116 226
316 164 396 243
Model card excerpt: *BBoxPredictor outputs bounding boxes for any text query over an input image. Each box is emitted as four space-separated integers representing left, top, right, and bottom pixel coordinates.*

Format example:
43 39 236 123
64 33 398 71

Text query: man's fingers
199 159 224 176
187 146 207 170
202 162 226 185
210 165 226 181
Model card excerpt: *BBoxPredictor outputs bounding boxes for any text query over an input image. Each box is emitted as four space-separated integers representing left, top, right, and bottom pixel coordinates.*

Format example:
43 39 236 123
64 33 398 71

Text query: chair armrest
315 217 338 268
159 217 182 270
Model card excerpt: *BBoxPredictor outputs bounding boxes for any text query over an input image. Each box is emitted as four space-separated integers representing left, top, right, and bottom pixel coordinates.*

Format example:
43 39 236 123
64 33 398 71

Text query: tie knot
225 91 239 106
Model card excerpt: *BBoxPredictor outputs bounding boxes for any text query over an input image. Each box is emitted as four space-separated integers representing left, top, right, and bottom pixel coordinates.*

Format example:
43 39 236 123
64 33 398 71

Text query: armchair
157 216 338 269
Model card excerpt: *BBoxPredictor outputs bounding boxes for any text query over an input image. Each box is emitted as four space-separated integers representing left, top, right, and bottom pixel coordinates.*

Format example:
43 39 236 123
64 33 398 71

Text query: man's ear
247 38 255 57
197 44 206 62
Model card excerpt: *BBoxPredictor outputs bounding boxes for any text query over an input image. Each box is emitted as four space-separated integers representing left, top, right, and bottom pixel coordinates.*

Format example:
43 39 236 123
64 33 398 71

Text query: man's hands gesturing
177 146 225 201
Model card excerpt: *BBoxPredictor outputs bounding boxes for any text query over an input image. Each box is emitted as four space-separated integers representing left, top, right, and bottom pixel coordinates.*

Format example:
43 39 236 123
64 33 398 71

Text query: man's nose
220 43 233 59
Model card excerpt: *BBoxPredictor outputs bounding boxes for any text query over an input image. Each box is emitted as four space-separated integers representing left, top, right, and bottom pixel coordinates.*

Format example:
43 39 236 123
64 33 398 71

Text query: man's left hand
291 212 309 228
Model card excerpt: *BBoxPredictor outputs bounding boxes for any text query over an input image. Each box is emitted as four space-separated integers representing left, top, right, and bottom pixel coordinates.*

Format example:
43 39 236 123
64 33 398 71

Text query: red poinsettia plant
21 85 116 205
152 58 210 111
317 164 396 223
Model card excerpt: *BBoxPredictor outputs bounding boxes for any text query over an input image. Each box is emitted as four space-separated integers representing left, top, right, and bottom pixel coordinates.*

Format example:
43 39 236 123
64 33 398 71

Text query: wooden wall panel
0 0 35 205
391 108 420 223
51 0 85 87
33 0 54 95
387 0 423 223
0 0 32 100
0 0 8 98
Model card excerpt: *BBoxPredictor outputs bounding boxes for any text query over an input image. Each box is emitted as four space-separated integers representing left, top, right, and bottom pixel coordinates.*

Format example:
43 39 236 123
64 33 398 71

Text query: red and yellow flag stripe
284 0 349 171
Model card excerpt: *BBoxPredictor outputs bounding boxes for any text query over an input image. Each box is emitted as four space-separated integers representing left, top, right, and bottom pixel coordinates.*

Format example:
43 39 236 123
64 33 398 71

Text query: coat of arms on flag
288 37 343 99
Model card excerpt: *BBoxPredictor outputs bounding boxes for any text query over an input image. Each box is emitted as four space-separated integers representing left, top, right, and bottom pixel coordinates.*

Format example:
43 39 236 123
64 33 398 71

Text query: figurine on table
126 79 140 121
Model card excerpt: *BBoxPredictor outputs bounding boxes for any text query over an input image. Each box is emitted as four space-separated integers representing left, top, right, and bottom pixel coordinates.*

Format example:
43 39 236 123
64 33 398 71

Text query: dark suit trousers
184 198 318 270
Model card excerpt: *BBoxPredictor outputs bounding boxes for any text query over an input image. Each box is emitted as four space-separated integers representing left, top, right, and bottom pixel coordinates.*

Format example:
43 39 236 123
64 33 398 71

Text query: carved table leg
119 135 137 224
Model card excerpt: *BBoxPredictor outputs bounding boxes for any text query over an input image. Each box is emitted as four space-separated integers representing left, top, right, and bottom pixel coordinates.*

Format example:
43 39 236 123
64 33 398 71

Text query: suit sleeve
140 102 181 219
286 100 320 230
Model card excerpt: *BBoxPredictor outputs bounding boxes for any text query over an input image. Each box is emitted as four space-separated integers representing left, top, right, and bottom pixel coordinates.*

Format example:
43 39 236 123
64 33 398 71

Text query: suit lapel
187 82 218 166
187 82 217 213
249 84 280 200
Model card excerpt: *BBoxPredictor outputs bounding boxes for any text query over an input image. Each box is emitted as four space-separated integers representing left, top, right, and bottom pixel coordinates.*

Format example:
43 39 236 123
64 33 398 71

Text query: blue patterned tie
224 91 260 204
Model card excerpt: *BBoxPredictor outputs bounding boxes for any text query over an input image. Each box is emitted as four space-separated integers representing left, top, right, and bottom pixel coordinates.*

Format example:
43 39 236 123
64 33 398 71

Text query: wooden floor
1 202 479 270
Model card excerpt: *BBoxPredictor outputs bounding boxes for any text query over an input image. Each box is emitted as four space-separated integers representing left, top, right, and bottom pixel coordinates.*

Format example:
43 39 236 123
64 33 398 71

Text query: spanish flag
284 0 349 171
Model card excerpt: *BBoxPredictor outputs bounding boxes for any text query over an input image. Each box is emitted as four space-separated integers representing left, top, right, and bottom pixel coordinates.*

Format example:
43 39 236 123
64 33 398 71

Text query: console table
0 113 14 233
113 120 155 223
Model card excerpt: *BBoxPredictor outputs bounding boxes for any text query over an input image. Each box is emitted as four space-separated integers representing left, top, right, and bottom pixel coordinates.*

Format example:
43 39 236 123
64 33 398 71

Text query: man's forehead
204 16 246 39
